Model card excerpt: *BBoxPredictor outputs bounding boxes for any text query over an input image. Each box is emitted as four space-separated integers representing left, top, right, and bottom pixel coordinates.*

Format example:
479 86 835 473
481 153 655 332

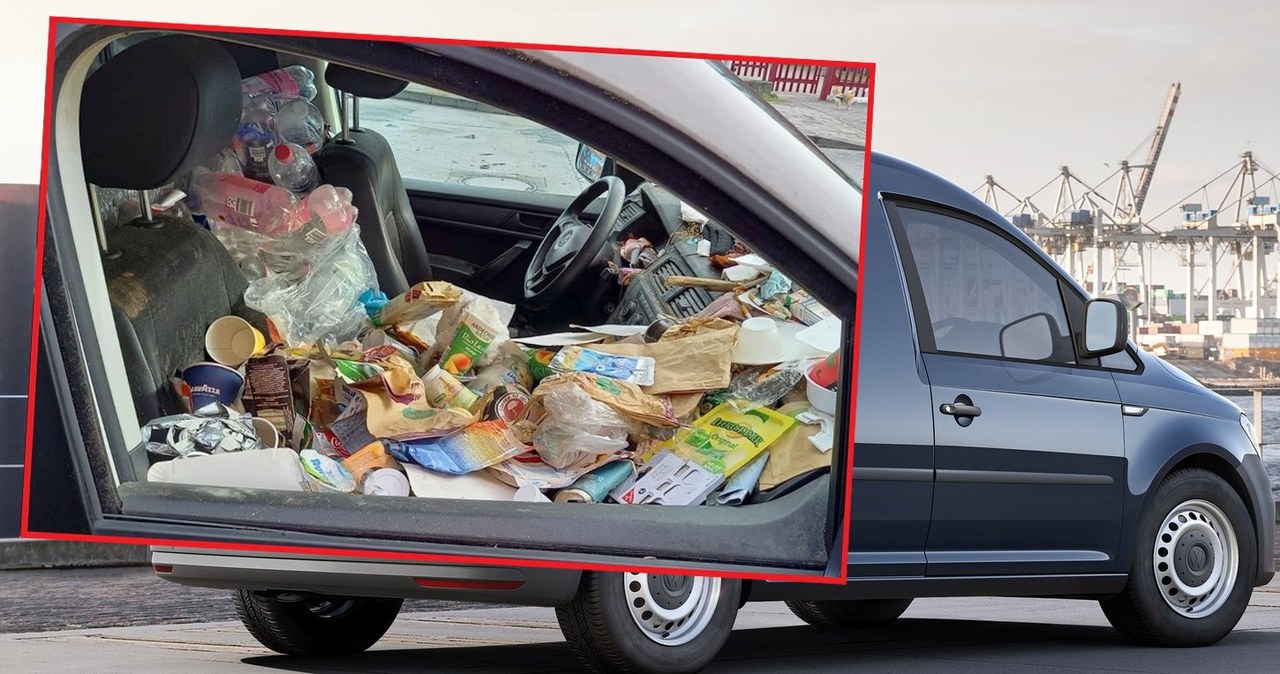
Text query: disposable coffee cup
205 315 265 367
180 362 245 410
250 417 282 448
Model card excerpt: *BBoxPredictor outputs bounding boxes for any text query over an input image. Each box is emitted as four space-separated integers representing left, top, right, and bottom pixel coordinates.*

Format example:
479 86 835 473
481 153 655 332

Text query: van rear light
413 577 524 591
153 564 173 574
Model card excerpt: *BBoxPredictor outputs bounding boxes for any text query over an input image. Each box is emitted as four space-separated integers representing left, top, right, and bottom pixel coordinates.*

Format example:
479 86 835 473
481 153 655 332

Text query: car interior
53 28 852 571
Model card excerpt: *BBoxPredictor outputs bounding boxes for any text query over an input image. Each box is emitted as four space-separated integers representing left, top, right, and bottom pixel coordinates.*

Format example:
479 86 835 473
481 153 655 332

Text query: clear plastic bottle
298 185 358 236
268 142 320 196
233 95 276 180
273 97 324 154
189 171 300 237
241 66 317 101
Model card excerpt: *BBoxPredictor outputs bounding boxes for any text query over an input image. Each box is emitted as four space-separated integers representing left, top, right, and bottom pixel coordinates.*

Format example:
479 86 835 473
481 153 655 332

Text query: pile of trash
131 66 843 508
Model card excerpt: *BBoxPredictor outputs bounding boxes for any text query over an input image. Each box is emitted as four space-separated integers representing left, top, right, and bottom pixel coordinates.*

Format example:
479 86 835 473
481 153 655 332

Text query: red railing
724 61 870 101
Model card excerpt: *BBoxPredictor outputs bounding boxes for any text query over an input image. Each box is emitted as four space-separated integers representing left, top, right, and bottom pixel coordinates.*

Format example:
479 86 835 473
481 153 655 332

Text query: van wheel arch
1121 446 1258 572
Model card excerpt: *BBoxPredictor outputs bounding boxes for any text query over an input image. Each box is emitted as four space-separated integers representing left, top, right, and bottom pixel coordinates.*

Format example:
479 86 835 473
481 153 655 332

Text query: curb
396 87 510 117
0 540 148 570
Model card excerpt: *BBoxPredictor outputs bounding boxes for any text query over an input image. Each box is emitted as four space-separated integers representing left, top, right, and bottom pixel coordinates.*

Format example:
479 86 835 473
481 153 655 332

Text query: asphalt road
1 565 1278 672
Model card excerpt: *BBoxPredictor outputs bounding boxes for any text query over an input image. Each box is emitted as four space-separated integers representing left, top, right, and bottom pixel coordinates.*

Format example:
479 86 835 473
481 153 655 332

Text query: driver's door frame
37 26 863 579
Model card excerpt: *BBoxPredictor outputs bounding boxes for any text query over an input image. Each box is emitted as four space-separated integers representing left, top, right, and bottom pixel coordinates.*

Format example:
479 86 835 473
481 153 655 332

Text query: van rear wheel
786 598 913 628
556 571 740 673
1099 468 1256 647
232 590 402 656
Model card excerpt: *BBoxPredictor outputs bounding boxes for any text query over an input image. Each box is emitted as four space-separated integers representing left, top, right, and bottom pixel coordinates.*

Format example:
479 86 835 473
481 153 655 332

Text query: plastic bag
243 224 377 347
532 384 630 469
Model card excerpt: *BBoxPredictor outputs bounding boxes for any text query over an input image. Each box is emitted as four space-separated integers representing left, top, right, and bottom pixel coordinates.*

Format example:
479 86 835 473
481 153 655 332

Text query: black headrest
80 36 242 190
325 63 408 100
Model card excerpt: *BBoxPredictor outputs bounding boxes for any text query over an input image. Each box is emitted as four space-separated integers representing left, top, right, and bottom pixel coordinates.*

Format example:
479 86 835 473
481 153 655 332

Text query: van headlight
1240 413 1262 457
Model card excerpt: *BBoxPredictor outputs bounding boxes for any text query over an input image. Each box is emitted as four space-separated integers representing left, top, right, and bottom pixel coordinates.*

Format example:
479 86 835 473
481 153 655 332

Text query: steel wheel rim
623 573 721 646
1152 499 1238 619
304 597 357 619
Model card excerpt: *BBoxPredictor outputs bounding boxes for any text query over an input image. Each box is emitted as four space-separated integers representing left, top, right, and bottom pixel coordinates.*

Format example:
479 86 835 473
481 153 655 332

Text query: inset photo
27 18 871 589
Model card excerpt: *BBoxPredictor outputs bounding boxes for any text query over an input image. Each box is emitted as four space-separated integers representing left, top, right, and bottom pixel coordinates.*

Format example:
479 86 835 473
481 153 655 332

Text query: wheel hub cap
624 572 721 647
1152 499 1238 619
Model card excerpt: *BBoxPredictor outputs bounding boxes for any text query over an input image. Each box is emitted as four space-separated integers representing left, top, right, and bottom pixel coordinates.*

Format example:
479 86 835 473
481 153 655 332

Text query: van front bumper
1239 454 1276 586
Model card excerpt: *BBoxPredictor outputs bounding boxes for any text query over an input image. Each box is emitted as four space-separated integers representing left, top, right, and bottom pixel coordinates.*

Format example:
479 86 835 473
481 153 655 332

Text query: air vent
666 288 705 319
619 201 644 224
650 258 683 283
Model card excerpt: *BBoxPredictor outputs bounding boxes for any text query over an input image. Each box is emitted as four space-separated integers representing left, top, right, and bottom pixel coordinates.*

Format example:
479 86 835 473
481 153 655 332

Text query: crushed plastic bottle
273 97 324 154
189 171 300 238
233 95 276 180
241 65 317 101
268 142 319 196
298 185 358 236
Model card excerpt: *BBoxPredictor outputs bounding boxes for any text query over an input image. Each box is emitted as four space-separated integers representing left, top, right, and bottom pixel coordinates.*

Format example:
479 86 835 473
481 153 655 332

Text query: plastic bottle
273 97 324 154
268 142 320 196
234 95 276 180
189 171 300 237
298 185 358 236
241 66 317 101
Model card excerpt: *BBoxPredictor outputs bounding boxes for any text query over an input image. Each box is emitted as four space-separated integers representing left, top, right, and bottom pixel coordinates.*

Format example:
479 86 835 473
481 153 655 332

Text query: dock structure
979 83 1280 365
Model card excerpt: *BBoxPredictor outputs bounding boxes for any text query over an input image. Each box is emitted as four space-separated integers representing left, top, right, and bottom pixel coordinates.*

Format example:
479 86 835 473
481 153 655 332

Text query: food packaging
422 364 479 410
660 401 796 476
550 346 656 386
441 308 503 376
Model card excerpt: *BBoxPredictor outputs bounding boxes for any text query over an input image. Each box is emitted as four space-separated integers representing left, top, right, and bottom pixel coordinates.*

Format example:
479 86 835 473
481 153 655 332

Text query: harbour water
1221 393 1280 499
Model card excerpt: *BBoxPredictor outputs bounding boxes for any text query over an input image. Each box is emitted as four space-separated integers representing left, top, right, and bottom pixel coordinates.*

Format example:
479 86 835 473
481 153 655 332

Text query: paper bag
757 401 832 490
359 388 477 441
591 320 738 394
372 281 462 328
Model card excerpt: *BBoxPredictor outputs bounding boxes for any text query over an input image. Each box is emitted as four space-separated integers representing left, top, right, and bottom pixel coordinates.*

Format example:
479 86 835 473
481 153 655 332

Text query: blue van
30 24 1274 674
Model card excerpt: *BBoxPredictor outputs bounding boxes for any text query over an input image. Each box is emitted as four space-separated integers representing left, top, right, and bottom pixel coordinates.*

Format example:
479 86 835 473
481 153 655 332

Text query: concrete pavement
2 578 1277 673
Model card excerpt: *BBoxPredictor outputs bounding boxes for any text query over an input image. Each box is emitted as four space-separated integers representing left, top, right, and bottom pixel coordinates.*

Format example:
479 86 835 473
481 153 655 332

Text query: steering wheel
524 176 626 310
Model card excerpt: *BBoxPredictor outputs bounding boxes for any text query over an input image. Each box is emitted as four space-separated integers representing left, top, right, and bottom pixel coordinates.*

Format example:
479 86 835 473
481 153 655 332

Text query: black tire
232 590 403 656
1099 468 1257 647
785 597 914 628
556 571 741 674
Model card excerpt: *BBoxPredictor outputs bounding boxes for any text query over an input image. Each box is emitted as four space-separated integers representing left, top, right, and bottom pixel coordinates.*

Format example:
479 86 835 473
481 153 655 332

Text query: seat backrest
80 34 264 423
314 64 432 296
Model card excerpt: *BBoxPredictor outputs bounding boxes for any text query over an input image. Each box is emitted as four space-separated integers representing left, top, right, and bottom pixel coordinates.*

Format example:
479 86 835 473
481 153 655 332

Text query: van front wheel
232 590 402 656
556 571 740 674
1099 468 1256 647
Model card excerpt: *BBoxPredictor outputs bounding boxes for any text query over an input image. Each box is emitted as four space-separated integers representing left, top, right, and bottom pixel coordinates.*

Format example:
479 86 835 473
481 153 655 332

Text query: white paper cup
250 417 282 448
205 316 265 367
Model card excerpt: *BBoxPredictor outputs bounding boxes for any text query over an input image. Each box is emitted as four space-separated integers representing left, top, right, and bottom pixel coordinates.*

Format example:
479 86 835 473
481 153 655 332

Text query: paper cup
251 417 282 448
180 362 245 411
205 316 265 367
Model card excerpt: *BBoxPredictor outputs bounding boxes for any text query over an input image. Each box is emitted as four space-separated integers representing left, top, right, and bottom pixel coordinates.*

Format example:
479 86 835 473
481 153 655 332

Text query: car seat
79 34 267 424
314 64 433 297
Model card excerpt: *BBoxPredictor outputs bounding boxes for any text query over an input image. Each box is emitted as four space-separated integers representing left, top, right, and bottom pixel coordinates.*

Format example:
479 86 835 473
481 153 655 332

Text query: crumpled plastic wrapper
143 404 263 459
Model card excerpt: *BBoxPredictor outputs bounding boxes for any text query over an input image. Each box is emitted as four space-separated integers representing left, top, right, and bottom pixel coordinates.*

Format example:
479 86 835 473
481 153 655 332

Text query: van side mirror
1082 298 1128 358
575 143 611 181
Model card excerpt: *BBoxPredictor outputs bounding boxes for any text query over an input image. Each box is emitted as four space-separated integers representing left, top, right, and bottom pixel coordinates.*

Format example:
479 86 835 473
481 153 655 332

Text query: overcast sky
851 1 1280 291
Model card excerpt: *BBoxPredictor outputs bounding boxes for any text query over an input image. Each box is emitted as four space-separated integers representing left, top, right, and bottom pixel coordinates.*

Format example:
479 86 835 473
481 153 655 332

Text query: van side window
894 206 1075 364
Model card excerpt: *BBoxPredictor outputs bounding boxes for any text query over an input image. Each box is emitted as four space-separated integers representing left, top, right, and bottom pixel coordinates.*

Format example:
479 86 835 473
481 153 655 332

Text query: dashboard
606 185 726 326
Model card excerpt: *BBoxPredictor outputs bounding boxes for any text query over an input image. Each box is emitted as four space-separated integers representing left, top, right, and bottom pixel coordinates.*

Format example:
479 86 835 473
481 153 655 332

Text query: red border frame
21 15 875 586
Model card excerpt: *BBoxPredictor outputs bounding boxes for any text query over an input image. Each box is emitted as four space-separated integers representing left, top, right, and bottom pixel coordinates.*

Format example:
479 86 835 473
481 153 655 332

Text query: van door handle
940 395 982 418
